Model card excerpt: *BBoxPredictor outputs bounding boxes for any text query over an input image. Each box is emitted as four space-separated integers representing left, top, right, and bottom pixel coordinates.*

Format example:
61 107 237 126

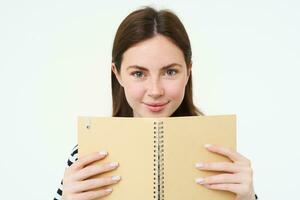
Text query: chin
140 110 174 118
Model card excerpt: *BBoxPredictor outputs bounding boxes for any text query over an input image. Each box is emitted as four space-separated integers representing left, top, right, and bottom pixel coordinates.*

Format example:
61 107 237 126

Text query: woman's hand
195 144 256 200
62 151 121 200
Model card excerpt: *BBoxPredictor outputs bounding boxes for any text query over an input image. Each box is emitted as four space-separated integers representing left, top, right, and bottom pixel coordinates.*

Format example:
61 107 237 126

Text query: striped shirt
54 144 258 200
54 145 78 200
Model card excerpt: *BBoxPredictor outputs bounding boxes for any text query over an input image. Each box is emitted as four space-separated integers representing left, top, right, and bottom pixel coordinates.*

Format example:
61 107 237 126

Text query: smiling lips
143 101 169 112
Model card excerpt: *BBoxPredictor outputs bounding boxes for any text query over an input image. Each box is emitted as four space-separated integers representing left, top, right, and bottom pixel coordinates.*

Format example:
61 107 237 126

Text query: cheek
164 80 186 100
124 83 145 101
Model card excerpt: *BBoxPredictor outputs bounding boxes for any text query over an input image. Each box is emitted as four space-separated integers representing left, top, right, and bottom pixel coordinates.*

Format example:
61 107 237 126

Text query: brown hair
111 6 204 117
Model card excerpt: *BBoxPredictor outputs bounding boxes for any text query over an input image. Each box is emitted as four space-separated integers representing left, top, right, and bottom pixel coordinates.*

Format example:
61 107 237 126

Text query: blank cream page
78 117 155 200
162 115 236 200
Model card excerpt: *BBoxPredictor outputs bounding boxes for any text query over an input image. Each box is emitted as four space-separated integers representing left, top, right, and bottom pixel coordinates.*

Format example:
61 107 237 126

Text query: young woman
55 6 257 200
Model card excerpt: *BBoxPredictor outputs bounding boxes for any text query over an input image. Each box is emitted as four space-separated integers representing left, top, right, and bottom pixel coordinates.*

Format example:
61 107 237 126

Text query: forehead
121 35 186 70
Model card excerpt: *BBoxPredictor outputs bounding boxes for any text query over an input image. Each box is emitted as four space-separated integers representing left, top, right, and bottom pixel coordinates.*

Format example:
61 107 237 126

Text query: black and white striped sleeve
54 144 78 200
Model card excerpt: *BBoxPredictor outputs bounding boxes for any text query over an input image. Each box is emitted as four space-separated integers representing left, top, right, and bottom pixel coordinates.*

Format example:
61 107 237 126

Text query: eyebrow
126 63 182 71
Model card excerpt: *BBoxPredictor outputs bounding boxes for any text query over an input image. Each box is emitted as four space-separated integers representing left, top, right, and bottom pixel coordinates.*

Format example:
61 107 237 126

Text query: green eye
166 69 178 76
131 71 144 78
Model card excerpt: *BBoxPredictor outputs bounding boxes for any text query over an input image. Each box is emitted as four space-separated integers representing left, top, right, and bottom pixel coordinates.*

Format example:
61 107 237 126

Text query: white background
0 0 299 199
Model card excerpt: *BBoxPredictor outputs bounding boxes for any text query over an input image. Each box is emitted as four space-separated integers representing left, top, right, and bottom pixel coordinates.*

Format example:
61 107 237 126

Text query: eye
131 71 144 78
165 69 178 76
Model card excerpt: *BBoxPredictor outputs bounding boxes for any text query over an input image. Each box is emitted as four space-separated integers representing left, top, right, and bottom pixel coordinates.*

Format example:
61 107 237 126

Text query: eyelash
131 69 178 78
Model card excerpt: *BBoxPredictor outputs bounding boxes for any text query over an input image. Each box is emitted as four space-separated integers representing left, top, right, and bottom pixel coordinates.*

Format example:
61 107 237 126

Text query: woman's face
112 34 191 117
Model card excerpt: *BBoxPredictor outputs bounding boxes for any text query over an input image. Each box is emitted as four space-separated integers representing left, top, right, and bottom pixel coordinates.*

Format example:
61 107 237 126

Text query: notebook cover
78 115 236 200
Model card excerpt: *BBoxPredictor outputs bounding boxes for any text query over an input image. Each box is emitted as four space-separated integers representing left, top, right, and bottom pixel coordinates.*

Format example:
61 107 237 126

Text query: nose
147 79 164 98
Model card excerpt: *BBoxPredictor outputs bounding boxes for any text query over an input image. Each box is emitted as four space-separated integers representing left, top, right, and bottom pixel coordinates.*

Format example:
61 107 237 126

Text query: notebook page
78 117 155 200
163 115 236 200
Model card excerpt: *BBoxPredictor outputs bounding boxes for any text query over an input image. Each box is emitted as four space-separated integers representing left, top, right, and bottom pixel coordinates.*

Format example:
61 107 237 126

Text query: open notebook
78 115 236 200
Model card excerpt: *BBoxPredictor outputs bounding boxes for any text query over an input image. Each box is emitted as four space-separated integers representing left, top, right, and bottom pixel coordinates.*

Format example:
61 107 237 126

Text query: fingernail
105 188 113 192
195 177 204 184
112 175 121 181
110 162 119 167
99 150 108 156
195 162 204 168
204 144 212 148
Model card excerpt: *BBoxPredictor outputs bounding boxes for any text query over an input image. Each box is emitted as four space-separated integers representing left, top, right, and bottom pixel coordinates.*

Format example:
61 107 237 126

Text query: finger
204 144 249 163
73 162 119 181
202 183 243 194
195 161 243 173
73 187 113 200
70 151 108 171
196 173 242 185
74 176 121 192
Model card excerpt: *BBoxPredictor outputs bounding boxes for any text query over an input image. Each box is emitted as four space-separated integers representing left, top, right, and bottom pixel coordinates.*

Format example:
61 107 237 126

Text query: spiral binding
153 121 165 200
